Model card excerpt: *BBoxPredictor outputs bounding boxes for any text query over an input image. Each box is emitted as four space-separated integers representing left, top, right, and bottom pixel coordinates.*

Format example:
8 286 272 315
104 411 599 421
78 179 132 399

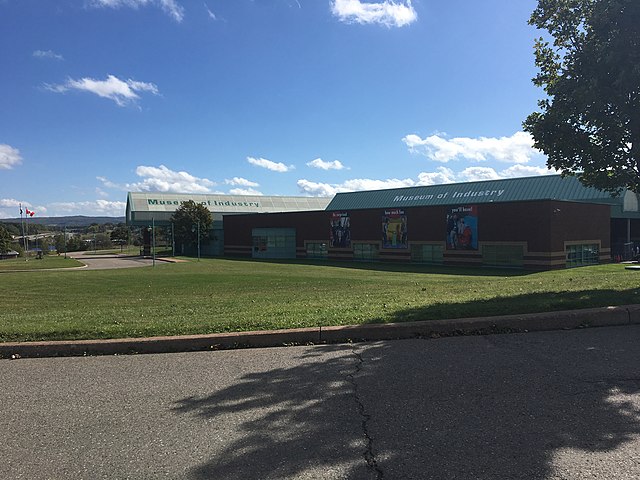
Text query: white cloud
0 144 23 170
428 165 557 183
204 2 216 20
297 163 557 197
33 50 64 60
229 188 263 196
307 158 348 170
457 167 502 182
90 0 185 22
49 200 126 216
500 164 557 177
0 200 41 219
247 156 294 173
297 176 416 196
403 131 540 164
127 165 216 193
45 74 159 107
331 0 417 28
96 187 109 198
416 167 457 185
96 176 121 189
0 198 29 208
225 177 260 187
296 180 337 197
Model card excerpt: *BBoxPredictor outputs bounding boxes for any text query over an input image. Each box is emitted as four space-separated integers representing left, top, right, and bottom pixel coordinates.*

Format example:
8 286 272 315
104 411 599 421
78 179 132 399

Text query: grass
1 257 639 342
0 256 83 271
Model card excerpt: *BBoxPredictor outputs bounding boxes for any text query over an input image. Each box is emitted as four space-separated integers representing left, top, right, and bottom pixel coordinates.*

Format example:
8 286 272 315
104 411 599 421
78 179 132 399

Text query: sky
0 0 553 219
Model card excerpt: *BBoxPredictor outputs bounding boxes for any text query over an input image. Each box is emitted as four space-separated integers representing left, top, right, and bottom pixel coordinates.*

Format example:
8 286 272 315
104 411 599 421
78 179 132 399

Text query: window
251 228 296 258
353 243 379 261
482 244 524 267
566 244 599 267
306 242 328 259
253 236 267 252
411 244 443 264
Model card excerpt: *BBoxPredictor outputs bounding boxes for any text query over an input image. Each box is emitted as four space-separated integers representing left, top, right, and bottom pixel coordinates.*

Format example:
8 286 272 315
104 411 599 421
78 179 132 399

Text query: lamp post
171 222 175 257
152 217 156 268
192 220 200 261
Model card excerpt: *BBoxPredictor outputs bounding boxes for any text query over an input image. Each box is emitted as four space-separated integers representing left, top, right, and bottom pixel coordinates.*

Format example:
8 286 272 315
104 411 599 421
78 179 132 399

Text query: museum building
125 192 331 256
221 175 640 269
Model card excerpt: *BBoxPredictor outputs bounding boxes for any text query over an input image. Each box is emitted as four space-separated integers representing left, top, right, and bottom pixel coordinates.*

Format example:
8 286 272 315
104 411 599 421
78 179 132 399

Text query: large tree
523 0 640 194
170 200 213 252
110 223 130 252
0 225 13 254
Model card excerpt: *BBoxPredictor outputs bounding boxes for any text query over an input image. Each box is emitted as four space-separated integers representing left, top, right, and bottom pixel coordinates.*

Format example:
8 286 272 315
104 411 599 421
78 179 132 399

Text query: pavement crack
347 345 384 480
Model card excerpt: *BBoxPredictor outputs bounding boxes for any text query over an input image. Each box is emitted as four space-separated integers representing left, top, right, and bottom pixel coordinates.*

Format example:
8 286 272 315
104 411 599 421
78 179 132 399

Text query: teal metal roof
326 175 624 210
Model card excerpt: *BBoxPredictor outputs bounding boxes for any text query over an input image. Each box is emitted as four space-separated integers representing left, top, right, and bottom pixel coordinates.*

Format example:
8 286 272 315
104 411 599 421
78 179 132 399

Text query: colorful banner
382 209 407 249
446 206 478 250
329 212 351 248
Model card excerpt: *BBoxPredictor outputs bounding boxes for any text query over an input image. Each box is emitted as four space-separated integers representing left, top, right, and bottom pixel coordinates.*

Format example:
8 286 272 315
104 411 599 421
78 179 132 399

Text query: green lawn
0 256 83 271
1 258 639 342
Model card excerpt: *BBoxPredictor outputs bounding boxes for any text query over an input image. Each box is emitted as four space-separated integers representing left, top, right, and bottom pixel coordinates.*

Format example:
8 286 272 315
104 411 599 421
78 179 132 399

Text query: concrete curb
1 304 638 359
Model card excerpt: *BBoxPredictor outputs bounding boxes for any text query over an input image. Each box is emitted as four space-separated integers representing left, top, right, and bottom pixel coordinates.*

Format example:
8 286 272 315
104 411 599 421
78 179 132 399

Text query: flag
26 208 35 217
19 204 23 215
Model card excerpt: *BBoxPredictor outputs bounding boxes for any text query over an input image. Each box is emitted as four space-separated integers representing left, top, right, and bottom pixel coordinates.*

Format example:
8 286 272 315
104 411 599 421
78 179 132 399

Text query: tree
0 225 12 254
94 233 112 250
54 233 66 255
110 223 130 252
523 0 640 194
170 200 213 254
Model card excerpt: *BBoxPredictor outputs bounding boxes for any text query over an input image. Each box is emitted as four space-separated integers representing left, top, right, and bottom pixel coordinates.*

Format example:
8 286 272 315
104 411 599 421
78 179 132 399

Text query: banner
446 206 478 250
382 209 407 249
329 212 351 248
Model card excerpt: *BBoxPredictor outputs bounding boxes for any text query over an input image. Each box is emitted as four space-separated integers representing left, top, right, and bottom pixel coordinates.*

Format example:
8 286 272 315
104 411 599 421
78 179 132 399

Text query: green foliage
54 234 66 254
65 235 88 252
0 225 12 254
110 223 129 245
524 0 640 194
170 200 213 249
94 233 112 249
0 223 21 236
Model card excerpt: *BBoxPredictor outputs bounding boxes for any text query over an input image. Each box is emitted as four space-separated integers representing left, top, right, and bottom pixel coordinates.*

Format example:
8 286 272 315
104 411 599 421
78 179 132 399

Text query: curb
2 304 639 359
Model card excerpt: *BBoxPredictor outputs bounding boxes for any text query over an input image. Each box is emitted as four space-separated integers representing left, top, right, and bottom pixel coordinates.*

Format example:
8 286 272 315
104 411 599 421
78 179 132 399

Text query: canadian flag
26 208 35 217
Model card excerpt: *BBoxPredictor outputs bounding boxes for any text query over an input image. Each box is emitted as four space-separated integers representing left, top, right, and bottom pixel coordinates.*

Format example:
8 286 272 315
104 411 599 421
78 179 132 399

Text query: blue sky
0 0 552 218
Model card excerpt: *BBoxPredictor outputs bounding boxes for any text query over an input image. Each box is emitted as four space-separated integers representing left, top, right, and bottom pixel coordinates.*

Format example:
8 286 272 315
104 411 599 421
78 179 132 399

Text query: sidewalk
2 304 640 359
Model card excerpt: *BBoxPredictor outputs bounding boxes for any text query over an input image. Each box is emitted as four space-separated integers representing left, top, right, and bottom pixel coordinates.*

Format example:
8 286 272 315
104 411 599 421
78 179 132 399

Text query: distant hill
1 215 126 227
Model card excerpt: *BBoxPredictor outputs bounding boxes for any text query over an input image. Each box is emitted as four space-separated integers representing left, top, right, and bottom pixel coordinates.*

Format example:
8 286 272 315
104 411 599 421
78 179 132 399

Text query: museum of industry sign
146 198 261 208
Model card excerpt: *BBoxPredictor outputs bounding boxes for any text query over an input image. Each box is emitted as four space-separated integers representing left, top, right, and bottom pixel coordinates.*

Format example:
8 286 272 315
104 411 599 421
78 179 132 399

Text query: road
2 326 640 479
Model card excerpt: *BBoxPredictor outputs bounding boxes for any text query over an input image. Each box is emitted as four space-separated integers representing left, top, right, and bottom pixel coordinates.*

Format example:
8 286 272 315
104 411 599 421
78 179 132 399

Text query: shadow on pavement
173 329 640 479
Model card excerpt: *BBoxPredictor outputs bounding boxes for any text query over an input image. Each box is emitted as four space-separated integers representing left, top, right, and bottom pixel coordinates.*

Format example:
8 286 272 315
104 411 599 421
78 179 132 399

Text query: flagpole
25 209 29 260
20 204 27 261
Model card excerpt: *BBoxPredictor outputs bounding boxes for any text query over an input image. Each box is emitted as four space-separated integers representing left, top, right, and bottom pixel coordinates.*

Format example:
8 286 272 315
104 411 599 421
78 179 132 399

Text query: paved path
2 326 640 479
67 251 161 270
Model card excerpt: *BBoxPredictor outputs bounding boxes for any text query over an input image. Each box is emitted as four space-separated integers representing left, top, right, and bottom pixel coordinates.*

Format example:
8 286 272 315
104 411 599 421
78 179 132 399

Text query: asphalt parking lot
2 325 639 479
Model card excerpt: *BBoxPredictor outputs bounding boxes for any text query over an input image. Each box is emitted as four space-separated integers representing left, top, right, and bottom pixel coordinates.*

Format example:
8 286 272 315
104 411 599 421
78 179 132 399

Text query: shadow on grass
172 330 640 479
220 255 535 277
387 287 640 323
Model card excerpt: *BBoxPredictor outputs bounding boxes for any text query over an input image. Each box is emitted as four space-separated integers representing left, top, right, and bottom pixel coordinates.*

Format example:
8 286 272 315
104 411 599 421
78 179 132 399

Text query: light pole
171 222 175 257
152 217 156 268
192 220 200 261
